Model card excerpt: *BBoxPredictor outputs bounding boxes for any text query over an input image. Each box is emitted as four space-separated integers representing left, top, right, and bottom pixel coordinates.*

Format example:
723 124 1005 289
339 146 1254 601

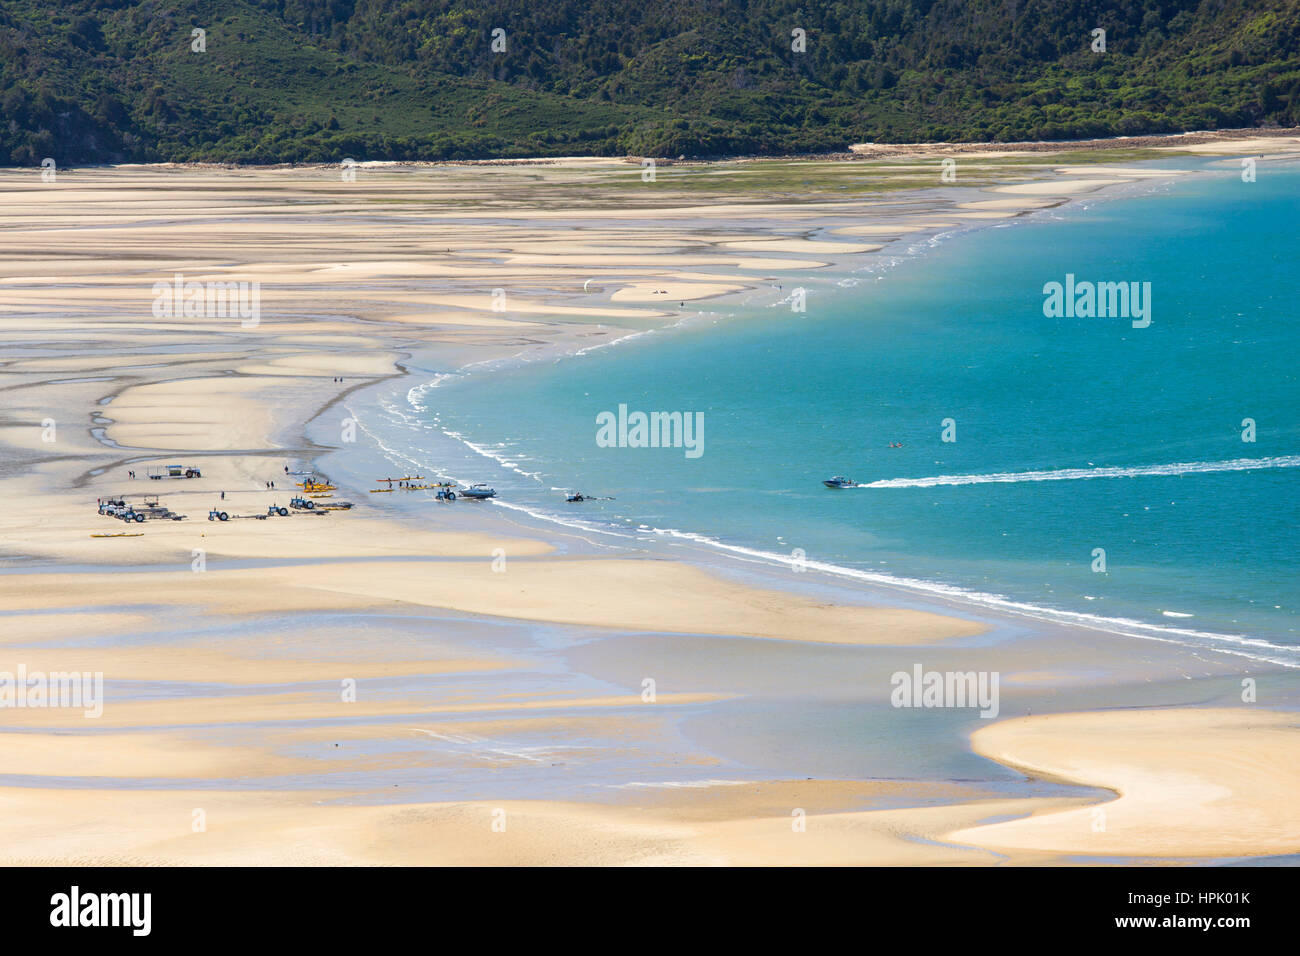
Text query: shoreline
2 135 1298 864
342 159 1298 670
40 125 1300 171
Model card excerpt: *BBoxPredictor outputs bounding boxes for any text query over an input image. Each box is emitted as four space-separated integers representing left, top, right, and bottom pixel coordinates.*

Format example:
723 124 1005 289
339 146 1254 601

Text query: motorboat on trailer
459 483 497 499
822 476 858 488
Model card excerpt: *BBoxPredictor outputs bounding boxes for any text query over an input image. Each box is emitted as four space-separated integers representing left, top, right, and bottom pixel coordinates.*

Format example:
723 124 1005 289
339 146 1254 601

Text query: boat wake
857 456 1300 489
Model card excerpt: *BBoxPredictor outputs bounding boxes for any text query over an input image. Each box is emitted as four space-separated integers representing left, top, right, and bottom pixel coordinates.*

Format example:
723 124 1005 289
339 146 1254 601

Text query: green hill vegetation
2 0 1298 164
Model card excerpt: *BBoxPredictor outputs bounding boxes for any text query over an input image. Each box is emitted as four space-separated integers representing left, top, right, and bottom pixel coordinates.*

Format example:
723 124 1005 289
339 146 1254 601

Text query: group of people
126 460 299 499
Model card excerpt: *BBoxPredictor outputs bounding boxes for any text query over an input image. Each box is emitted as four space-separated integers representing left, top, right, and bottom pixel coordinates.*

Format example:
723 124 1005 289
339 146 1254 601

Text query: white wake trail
858 456 1300 489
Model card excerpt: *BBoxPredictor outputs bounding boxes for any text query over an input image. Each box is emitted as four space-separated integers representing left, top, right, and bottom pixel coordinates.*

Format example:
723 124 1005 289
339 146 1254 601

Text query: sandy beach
2 130 1299 865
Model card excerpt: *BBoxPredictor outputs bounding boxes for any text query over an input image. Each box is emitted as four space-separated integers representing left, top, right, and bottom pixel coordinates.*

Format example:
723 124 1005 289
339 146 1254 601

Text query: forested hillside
2 0 1298 164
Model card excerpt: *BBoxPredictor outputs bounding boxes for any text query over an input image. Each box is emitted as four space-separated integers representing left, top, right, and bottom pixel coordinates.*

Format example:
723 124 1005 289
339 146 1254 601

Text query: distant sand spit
950 708 1300 859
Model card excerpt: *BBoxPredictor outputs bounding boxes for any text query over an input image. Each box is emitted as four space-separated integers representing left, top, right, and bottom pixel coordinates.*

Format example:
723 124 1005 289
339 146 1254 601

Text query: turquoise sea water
398 165 1300 663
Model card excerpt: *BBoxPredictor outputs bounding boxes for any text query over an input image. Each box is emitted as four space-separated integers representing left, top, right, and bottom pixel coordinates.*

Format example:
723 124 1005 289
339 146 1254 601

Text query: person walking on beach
220 491 225 500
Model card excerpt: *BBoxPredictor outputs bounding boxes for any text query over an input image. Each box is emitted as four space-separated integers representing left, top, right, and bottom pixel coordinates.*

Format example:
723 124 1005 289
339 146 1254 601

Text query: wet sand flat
2 139 1298 865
